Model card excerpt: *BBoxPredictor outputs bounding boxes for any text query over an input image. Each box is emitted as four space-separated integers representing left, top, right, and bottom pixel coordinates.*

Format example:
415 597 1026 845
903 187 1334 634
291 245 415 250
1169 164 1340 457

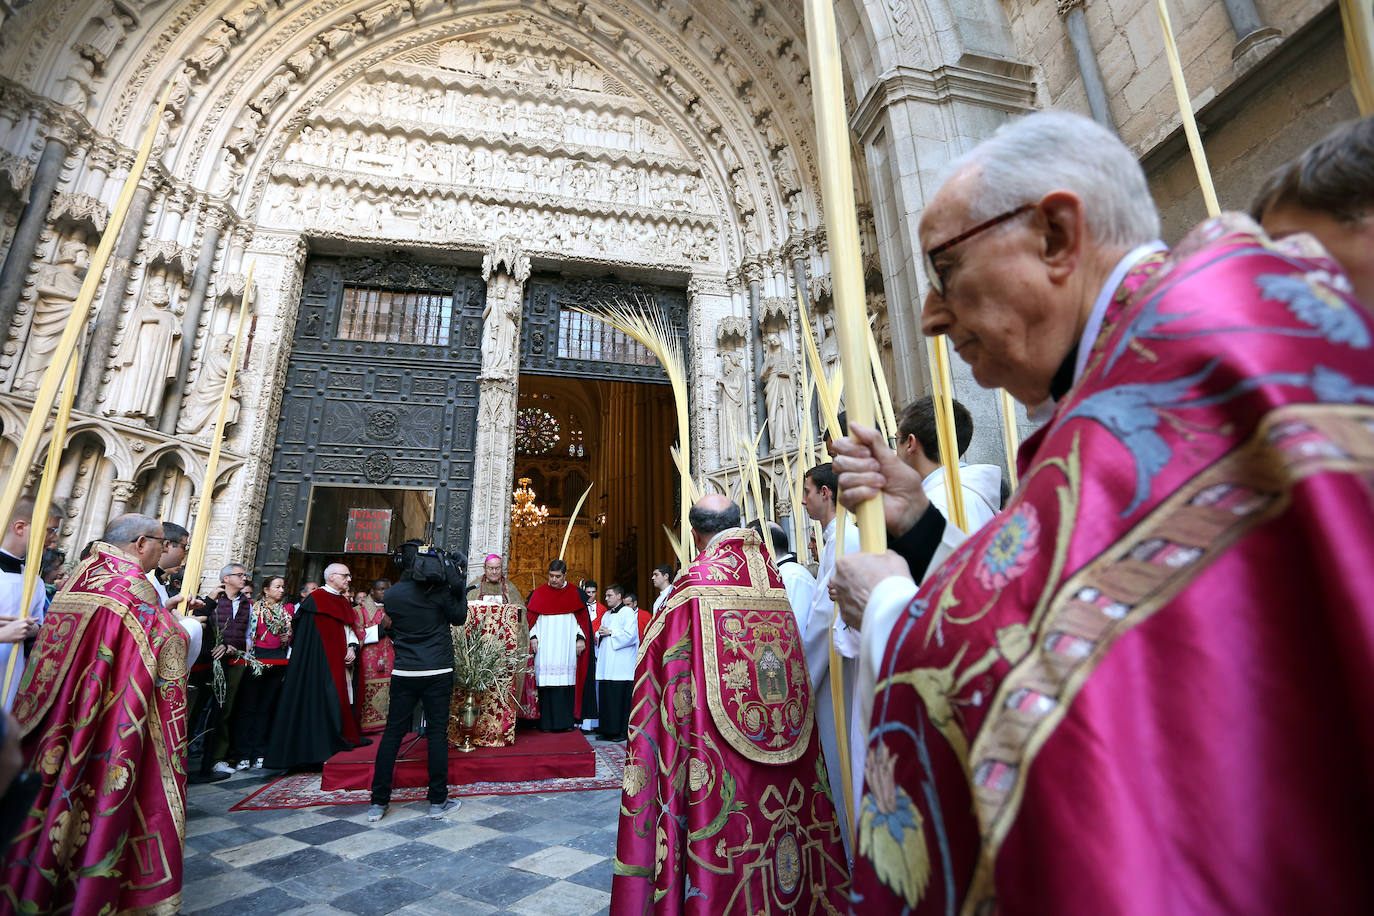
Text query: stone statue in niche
817 311 839 383
717 349 747 459
177 336 241 436
16 239 90 392
761 331 798 446
481 273 520 380
177 333 241 435
107 271 182 423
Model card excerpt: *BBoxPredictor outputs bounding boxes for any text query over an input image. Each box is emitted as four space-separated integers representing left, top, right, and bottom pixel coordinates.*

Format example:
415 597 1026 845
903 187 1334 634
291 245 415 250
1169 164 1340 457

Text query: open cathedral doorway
506 374 678 602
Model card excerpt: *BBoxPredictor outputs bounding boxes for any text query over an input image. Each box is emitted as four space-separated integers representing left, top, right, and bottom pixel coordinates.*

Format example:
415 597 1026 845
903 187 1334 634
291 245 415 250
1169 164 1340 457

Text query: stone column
1219 0 1282 65
849 58 1037 468
76 179 155 412
467 243 531 569
108 479 136 517
742 259 768 454
0 135 69 341
158 207 226 432
1058 0 1115 130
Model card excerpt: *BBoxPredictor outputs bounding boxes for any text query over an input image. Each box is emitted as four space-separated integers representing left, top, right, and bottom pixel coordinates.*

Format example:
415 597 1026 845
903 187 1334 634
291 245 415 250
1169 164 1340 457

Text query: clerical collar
323 585 342 595
1029 240 1167 422
0 550 21 574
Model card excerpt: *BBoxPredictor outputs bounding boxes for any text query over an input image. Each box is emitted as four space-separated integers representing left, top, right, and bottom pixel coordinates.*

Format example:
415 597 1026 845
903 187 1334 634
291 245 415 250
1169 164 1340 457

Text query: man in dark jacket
368 541 467 821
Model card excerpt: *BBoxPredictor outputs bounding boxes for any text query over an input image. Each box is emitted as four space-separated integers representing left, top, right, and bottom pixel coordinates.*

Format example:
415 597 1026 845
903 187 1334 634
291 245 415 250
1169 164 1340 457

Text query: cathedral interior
0 0 1356 593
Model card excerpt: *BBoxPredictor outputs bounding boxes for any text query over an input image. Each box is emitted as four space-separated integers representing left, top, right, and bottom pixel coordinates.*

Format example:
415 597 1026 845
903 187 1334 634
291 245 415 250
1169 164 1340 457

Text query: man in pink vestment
830 111 1374 915
2 514 189 915
612 495 849 915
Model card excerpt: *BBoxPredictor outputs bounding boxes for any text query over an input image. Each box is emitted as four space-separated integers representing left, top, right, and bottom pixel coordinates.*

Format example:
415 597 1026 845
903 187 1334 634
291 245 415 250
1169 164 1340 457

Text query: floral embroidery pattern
858 743 930 907
975 504 1041 591
1257 271 1370 348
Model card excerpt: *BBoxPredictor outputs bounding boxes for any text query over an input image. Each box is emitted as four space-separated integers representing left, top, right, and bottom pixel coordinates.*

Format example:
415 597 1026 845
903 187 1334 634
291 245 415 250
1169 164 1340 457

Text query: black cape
263 605 354 769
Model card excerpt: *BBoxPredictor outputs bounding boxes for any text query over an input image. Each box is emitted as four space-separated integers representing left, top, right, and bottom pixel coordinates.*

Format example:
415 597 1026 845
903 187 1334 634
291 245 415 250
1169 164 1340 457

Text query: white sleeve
607 612 635 650
346 627 359 647
856 575 920 770
178 617 204 664
832 618 861 658
362 624 380 645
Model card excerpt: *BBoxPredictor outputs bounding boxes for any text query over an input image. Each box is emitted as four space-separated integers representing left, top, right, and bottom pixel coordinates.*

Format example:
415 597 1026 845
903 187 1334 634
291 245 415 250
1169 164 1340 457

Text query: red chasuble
853 216 1374 914
312 589 363 747
612 527 849 915
2 543 189 916
527 582 594 711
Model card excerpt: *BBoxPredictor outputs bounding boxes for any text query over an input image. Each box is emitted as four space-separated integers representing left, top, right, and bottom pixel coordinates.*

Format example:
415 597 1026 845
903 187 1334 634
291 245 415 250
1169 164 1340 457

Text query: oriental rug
232 733 625 811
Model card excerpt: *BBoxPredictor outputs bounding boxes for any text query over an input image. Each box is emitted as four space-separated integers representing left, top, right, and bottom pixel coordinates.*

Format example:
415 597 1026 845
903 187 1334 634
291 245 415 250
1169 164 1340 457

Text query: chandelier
511 477 550 528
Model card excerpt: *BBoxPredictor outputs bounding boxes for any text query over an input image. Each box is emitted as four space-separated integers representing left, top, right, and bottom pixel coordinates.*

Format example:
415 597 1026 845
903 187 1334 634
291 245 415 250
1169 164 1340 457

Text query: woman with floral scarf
232 575 294 768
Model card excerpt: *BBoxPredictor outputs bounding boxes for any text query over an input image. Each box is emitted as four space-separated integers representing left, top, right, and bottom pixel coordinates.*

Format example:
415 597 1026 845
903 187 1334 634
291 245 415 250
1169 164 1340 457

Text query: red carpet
232 731 623 811
322 727 596 791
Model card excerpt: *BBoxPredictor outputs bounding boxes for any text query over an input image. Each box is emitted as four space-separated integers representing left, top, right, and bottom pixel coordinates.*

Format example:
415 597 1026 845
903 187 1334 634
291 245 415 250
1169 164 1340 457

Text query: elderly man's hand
833 422 931 536
831 551 912 630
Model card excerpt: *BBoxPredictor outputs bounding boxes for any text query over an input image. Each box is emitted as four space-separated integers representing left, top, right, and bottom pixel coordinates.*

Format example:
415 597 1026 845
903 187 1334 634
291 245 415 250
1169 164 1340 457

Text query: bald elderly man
832 110 1374 913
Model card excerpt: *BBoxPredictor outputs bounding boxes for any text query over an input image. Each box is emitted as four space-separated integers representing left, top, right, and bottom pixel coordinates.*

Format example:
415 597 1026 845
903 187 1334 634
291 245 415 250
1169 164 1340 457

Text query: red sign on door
344 508 392 553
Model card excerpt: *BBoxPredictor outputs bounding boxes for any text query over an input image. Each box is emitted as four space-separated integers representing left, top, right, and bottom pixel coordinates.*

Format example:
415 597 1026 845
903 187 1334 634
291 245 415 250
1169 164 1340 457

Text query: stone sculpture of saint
107 273 181 423
481 273 520 380
16 239 89 392
177 334 241 435
761 332 799 447
717 349 747 460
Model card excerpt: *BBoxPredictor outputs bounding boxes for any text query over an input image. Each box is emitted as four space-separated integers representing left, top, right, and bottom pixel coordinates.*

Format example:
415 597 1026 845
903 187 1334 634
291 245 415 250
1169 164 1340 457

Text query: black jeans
370 672 453 806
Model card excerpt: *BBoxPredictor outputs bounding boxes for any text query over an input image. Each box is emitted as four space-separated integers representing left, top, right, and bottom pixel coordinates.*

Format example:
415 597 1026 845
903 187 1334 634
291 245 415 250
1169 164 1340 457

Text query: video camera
395 540 467 598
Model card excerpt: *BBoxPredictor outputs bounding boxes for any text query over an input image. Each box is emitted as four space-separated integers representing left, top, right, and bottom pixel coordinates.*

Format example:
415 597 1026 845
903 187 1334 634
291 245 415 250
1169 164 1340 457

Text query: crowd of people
0 109 1371 914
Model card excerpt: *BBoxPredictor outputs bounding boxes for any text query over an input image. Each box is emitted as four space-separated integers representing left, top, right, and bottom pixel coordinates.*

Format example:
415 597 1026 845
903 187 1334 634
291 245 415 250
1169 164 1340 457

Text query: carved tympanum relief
259 31 722 270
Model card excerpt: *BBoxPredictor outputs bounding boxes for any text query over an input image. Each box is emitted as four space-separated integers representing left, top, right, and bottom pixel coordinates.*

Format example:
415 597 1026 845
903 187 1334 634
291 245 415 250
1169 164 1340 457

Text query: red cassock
309 589 363 747
2 544 189 916
852 216 1374 913
612 528 849 914
527 582 595 712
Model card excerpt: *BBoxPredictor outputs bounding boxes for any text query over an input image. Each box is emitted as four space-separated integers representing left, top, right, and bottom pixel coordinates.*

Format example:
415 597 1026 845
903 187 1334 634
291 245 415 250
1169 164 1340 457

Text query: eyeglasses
923 204 1036 297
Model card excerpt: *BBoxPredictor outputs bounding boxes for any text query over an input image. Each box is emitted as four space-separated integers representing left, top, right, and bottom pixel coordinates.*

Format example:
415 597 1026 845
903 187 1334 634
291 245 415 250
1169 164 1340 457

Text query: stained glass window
568 413 585 458
516 407 561 455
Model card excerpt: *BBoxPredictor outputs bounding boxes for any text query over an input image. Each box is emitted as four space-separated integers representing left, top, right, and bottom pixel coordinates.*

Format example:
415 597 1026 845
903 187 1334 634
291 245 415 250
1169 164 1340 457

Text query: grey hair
954 110 1160 247
103 513 161 544
220 562 246 579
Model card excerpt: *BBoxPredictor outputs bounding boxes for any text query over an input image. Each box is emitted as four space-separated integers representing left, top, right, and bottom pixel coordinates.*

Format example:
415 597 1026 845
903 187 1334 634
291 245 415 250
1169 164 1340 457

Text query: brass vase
453 689 480 753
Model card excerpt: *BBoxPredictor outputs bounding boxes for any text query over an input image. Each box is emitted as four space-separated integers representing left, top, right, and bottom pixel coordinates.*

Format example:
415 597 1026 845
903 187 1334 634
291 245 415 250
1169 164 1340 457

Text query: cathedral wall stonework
0 0 1357 583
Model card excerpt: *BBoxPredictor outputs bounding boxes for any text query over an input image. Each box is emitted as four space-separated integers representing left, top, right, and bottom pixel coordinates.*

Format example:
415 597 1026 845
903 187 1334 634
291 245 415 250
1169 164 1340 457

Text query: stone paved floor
182 767 620 916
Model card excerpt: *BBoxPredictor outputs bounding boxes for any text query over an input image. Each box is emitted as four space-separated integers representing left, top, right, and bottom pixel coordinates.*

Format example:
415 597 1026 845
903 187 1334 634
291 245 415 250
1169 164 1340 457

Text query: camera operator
368 540 468 822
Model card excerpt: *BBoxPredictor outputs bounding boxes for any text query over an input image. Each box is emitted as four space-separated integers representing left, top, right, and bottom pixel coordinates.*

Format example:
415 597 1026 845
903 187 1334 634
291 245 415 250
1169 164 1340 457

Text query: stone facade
0 0 1356 586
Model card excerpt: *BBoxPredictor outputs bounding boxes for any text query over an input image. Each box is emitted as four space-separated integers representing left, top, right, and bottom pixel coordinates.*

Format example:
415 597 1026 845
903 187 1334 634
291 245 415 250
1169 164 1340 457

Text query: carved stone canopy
716 315 747 346
144 239 196 279
215 272 255 304
0 152 35 205
758 295 791 332
810 276 833 312
482 238 531 283
48 192 109 237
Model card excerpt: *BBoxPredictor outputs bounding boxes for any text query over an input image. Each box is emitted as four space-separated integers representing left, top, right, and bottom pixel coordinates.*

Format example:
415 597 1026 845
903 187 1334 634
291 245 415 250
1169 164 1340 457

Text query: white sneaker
253 758 264 769
212 761 235 776
235 759 252 770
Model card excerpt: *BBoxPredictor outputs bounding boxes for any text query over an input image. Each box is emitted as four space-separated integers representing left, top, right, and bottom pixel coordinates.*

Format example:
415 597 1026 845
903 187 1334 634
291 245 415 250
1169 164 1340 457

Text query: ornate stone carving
0 153 34 204
48 192 109 237
761 331 798 446
186 21 238 78
480 271 521 382
143 239 195 278
74 2 136 74
716 315 747 345
176 333 240 436
717 348 748 459
107 271 182 423
15 238 89 392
